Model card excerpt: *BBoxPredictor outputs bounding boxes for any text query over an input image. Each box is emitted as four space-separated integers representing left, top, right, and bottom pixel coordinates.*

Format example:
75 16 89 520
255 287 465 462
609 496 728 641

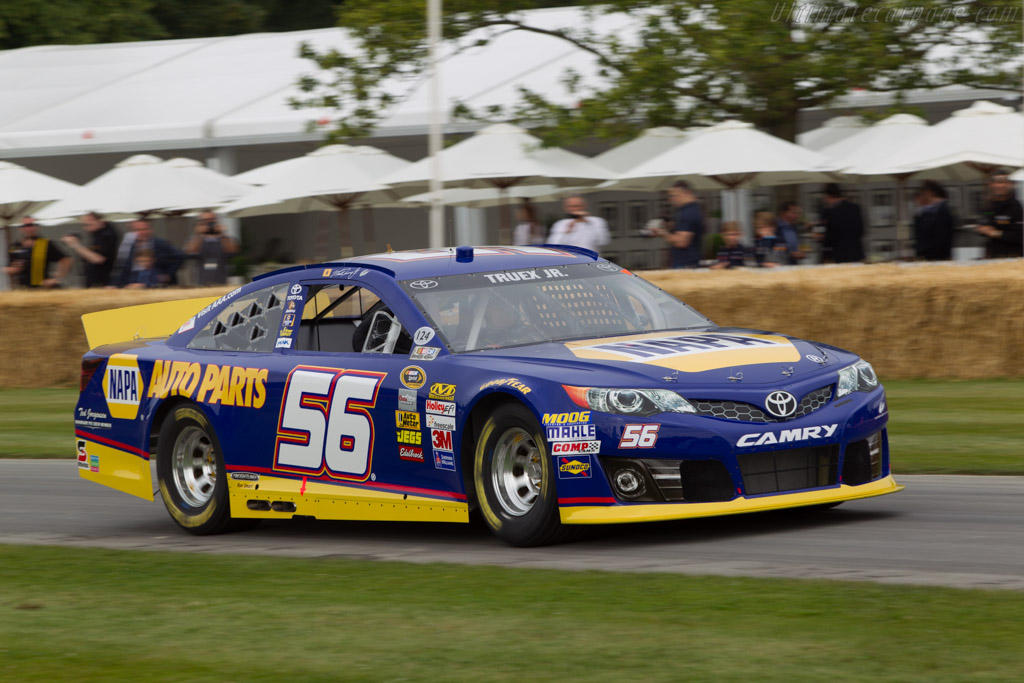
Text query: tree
293 0 1022 144
0 0 166 50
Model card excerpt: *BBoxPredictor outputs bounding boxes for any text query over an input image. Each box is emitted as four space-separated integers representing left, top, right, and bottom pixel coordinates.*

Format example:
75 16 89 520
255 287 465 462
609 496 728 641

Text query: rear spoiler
81 296 219 350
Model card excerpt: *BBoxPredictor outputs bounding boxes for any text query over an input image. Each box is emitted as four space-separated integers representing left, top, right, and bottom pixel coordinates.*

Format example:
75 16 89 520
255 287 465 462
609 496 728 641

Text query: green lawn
2 545 1022 682
2 381 1022 474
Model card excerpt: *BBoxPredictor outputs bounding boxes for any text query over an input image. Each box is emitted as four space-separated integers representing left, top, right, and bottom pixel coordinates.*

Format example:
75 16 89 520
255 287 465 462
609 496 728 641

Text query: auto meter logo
764 390 797 418
401 366 426 389
102 354 143 420
558 455 592 479
408 280 438 289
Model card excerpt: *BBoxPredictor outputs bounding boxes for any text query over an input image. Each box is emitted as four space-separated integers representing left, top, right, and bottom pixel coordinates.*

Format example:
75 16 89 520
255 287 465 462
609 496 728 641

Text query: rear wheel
156 403 251 535
474 403 570 546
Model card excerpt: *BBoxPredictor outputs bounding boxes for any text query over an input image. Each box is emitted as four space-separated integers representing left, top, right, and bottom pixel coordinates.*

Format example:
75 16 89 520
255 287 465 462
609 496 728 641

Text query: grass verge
2 381 1022 474
2 545 1023 682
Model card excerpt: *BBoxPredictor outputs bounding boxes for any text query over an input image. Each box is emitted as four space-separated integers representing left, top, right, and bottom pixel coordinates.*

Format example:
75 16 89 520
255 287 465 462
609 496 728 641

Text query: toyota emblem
764 390 797 418
409 280 438 289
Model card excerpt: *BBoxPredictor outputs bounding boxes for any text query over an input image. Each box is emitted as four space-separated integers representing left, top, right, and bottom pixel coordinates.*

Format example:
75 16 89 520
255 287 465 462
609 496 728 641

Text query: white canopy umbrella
35 154 252 223
233 156 309 186
0 161 79 288
797 116 869 151
607 120 841 192
381 123 612 239
853 101 1024 180
401 184 575 209
220 145 412 258
592 126 695 174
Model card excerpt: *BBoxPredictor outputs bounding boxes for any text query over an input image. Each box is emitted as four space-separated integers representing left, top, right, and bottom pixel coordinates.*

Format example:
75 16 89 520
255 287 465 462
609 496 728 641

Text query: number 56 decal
619 424 660 449
274 366 385 481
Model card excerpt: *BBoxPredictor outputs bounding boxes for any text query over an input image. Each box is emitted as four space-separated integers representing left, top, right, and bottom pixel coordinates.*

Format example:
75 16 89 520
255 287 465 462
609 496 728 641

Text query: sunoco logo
558 455 591 479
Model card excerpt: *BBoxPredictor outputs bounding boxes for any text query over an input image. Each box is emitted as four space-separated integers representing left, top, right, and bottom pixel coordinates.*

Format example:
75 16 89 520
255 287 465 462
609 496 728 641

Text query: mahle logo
102 354 144 420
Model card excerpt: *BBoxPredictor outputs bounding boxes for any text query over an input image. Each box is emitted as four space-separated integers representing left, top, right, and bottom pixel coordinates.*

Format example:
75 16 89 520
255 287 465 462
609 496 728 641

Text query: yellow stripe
559 475 903 524
77 440 154 501
228 474 469 523
82 296 218 349
30 238 48 286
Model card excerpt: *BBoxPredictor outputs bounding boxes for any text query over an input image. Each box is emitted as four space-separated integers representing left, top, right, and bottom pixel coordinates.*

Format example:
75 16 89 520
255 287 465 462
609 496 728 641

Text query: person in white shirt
547 196 611 254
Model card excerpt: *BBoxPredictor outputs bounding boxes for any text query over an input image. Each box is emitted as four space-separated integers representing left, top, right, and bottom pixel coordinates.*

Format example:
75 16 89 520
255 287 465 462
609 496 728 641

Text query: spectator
975 169 1023 258
512 201 546 245
59 212 119 287
753 211 790 267
3 216 71 288
776 201 804 264
115 218 184 288
184 211 238 286
913 180 954 261
547 196 611 254
124 250 162 289
710 222 751 269
820 183 866 263
652 179 705 269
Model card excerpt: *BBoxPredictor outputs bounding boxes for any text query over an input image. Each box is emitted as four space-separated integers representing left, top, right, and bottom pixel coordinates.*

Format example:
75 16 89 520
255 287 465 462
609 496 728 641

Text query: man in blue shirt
654 180 705 269
775 201 804 264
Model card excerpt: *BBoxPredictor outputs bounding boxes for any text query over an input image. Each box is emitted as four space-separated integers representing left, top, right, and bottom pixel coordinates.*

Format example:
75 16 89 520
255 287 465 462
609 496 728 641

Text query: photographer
184 210 238 286
4 217 71 288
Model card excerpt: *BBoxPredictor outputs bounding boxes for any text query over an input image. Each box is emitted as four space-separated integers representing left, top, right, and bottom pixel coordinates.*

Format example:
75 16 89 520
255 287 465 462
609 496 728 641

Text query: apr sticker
566 332 799 373
103 354 143 420
557 455 592 478
401 366 426 389
413 327 435 345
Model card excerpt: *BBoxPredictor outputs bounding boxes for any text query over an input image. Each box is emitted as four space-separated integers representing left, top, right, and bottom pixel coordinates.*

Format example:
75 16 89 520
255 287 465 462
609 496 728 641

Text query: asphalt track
2 460 1022 590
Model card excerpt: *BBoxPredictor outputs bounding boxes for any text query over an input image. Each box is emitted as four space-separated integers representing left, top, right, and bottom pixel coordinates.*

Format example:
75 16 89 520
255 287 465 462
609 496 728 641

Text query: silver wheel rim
172 425 217 508
491 427 543 517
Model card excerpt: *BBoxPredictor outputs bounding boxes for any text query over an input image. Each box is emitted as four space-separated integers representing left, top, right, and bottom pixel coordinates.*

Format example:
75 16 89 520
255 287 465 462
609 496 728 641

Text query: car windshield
402 263 712 352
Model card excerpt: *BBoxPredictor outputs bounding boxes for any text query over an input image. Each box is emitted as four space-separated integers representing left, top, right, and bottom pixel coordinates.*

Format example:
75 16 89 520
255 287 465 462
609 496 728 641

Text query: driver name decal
566 332 799 373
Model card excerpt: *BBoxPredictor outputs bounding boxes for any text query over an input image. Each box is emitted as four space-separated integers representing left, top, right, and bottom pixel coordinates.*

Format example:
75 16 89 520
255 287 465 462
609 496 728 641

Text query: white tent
853 101 1024 179
35 154 251 223
797 116 869 151
221 145 412 258
607 120 840 192
591 126 694 174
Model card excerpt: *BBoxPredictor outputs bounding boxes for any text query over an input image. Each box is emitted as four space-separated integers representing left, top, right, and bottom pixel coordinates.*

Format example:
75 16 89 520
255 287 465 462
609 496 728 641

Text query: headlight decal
836 361 879 398
562 385 696 416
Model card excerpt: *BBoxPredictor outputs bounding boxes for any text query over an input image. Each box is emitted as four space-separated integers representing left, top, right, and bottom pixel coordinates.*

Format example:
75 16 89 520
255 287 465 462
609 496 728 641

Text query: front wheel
474 403 570 546
156 403 248 535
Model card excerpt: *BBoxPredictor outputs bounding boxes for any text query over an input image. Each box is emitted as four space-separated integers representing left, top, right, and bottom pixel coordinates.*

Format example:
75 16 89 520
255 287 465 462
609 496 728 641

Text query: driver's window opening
296 284 409 354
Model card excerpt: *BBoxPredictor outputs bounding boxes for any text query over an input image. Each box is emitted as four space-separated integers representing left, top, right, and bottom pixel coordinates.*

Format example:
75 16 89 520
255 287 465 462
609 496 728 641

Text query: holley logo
557 455 591 479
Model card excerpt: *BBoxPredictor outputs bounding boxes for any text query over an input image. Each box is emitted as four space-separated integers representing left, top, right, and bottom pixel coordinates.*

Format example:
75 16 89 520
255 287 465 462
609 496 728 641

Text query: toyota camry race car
75 246 901 546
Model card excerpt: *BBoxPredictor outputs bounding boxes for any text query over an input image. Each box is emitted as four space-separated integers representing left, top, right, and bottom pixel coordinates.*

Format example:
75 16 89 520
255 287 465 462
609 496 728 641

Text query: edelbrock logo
737 424 838 447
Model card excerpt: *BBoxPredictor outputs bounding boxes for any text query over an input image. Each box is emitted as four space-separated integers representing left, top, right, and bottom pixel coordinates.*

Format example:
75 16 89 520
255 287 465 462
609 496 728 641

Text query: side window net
188 283 288 353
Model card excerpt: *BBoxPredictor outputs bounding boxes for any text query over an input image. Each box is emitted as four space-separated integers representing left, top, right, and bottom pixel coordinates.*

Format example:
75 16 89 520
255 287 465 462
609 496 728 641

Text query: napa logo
102 354 143 420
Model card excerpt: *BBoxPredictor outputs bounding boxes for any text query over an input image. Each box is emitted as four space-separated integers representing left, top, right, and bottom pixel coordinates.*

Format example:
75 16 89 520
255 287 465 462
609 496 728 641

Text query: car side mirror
361 310 402 354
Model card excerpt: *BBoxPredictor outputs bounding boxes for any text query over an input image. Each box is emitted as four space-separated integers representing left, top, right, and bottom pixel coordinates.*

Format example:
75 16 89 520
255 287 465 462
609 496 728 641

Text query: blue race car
75 246 901 546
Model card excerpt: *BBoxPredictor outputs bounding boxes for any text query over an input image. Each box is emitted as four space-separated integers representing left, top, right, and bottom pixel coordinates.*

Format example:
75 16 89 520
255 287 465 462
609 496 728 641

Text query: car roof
253 245 602 282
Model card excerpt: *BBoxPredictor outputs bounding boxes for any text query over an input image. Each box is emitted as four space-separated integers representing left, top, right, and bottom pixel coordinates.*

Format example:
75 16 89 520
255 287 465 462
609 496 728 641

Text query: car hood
463 327 858 386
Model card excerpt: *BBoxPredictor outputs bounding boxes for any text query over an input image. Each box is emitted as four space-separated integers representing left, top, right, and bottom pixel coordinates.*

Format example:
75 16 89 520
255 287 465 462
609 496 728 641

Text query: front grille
843 431 883 485
691 384 834 423
738 445 839 495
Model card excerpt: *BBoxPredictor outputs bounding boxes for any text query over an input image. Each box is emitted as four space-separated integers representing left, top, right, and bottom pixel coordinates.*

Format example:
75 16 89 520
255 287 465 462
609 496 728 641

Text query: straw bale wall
1 261 1022 388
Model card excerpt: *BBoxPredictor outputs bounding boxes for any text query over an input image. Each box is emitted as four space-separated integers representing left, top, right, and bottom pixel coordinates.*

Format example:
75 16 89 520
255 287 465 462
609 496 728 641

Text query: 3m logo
431 429 453 452
102 354 143 420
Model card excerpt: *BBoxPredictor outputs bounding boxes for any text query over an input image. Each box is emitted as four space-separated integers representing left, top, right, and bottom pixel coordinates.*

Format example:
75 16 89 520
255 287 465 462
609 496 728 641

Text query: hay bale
1 261 1022 387
0 286 232 388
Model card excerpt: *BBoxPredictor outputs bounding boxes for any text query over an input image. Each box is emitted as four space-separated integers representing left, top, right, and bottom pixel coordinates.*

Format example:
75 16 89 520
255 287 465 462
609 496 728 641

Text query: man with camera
184 210 238 286
4 216 71 288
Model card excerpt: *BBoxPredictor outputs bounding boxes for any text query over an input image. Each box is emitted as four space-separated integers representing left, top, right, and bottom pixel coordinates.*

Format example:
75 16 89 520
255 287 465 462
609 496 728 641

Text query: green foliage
293 0 1022 144
0 0 166 49
0 0 339 50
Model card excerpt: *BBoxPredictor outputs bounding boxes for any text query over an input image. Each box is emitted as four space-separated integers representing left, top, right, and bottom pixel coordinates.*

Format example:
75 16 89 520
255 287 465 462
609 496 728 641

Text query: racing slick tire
474 403 572 546
156 403 253 535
